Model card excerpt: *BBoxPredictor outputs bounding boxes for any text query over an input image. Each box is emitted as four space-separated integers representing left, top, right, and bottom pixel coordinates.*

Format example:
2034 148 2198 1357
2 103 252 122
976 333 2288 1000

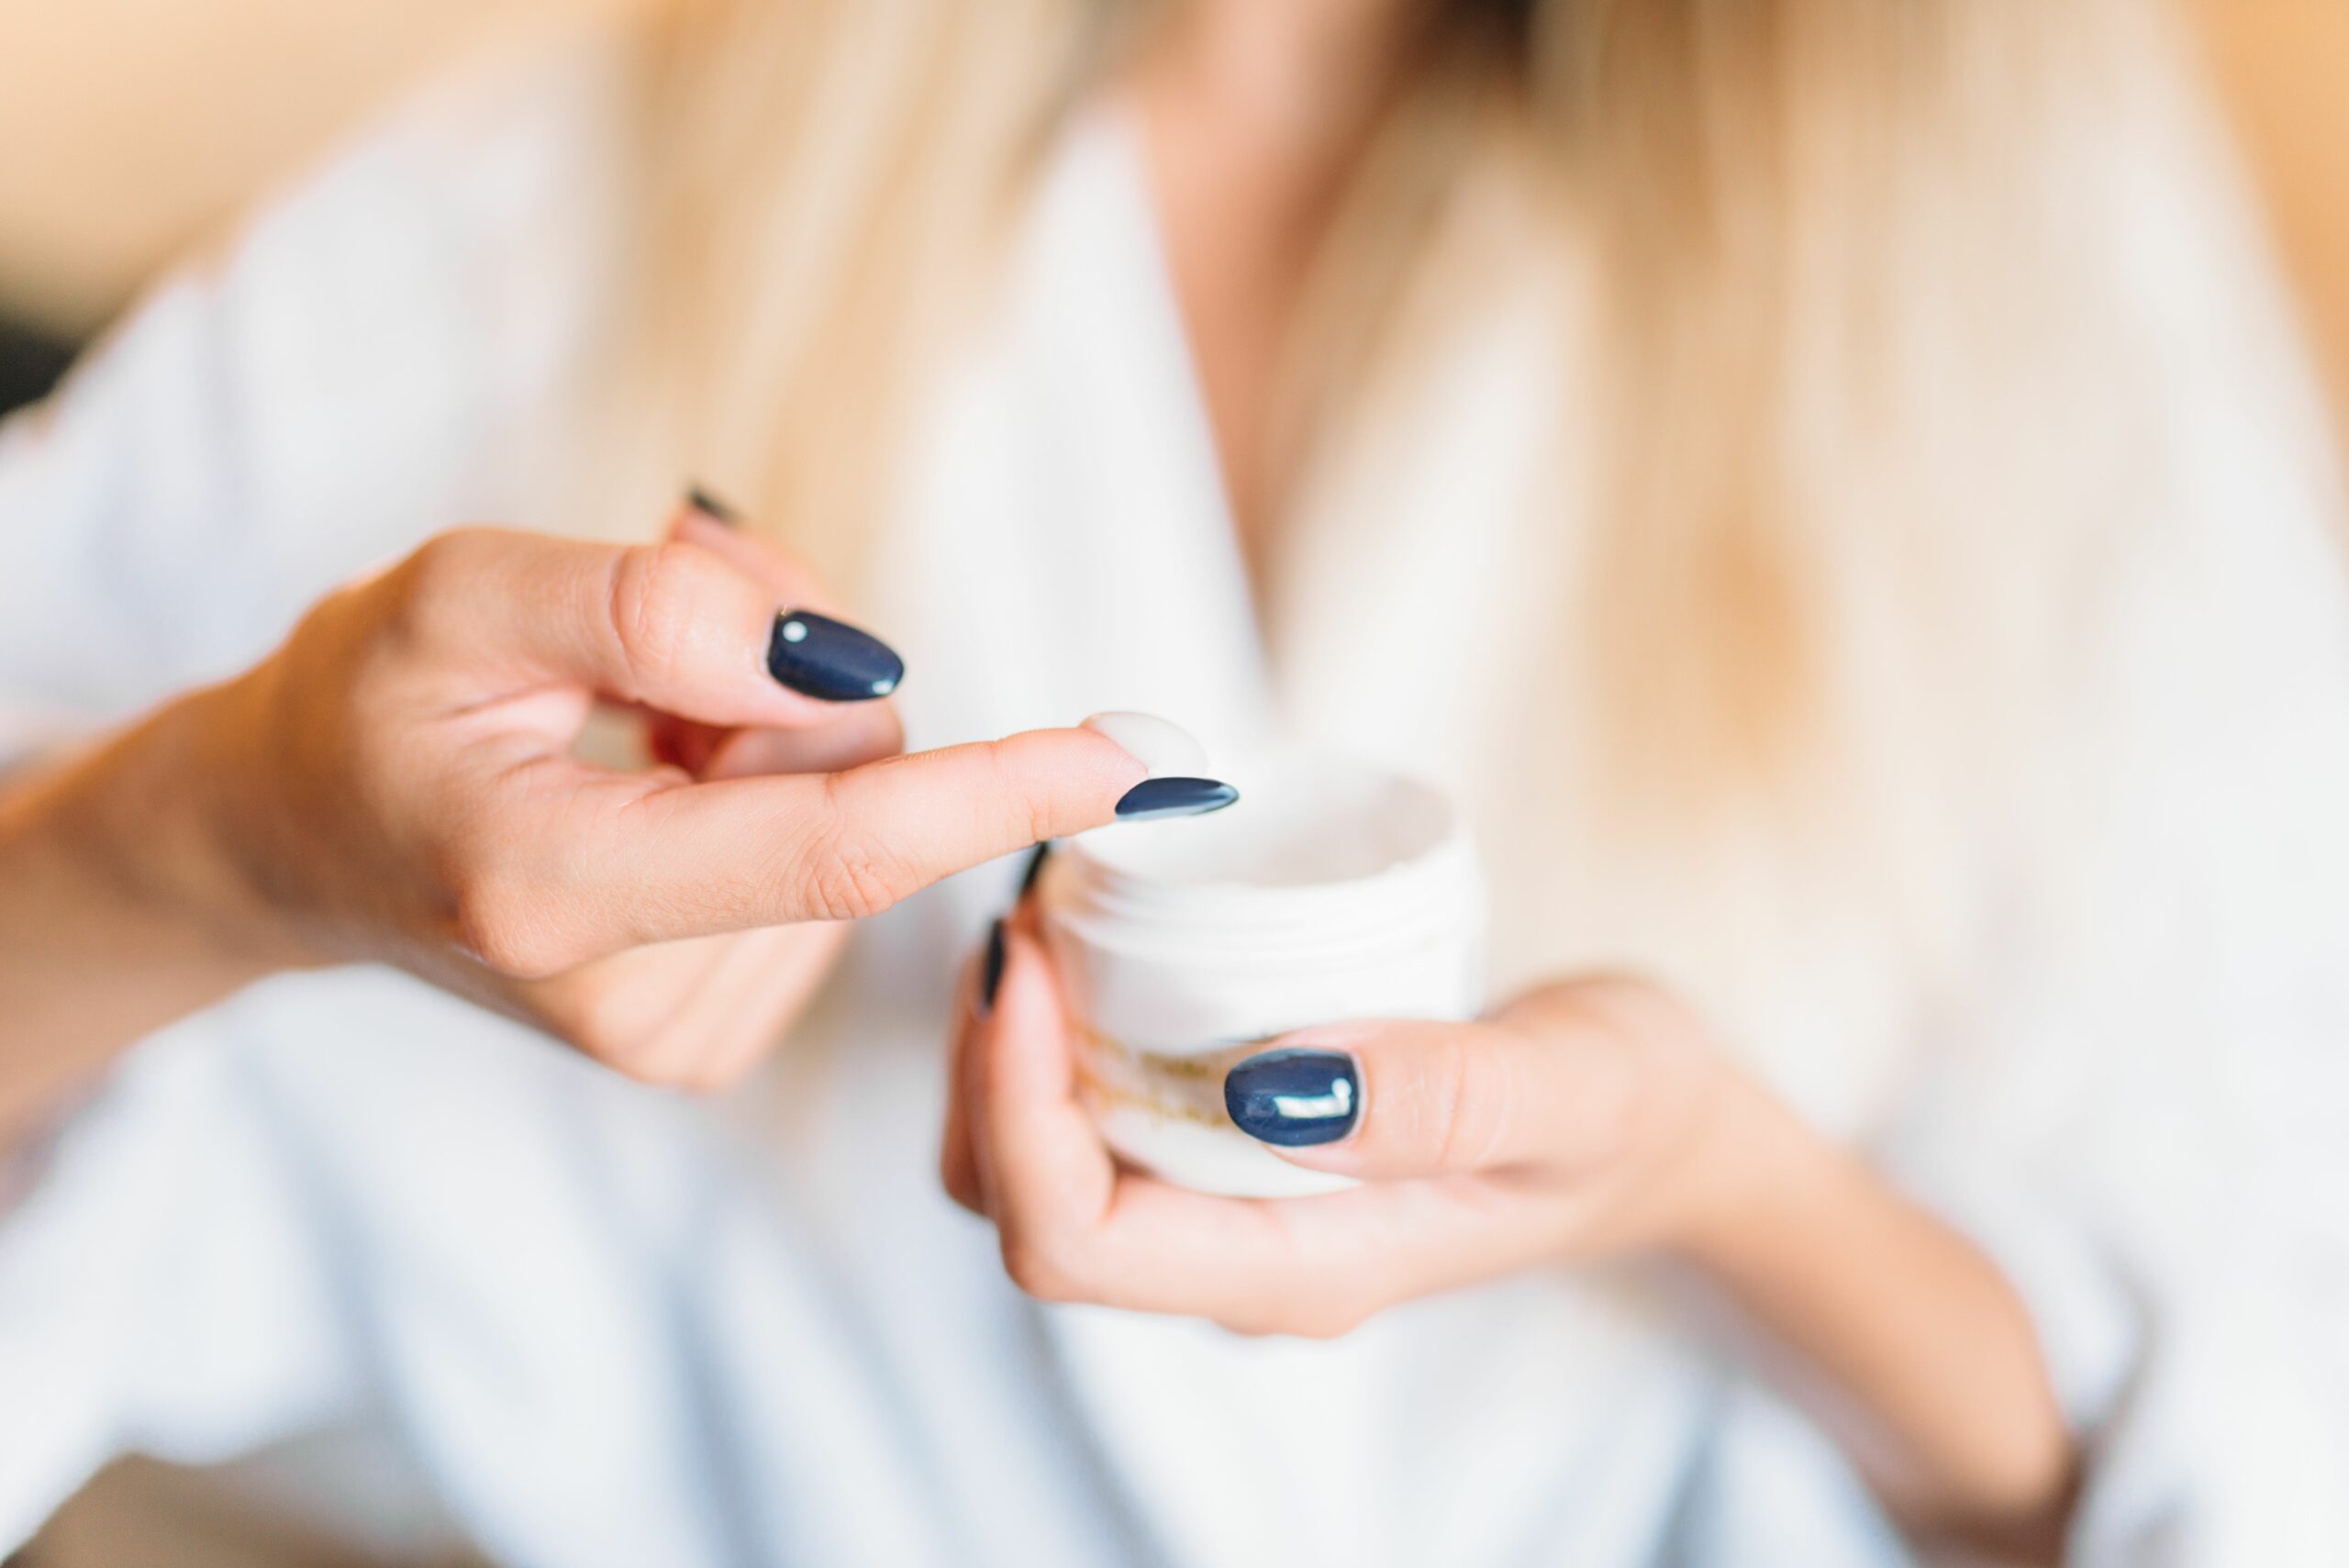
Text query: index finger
483 725 1150 968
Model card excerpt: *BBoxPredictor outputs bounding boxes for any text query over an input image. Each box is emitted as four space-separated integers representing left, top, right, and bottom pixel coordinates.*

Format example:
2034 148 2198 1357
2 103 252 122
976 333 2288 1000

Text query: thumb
1221 1013 1638 1181
386 526 895 730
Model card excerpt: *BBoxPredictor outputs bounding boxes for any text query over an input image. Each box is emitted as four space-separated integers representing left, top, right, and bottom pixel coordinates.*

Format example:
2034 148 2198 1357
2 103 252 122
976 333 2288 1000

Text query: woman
6 0 2348 1562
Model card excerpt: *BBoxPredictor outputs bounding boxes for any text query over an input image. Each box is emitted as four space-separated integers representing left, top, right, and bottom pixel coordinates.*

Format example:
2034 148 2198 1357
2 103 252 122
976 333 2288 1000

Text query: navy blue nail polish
1114 777 1239 821
767 609 904 701
978 918 1008 1015
1017 840 1053 899
1224 1050 1359 1146
685 484 740 526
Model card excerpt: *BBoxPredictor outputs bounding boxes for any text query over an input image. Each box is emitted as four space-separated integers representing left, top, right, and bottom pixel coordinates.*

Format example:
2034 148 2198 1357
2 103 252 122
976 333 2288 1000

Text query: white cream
1041 754 1486 1196
1082 711 1210 778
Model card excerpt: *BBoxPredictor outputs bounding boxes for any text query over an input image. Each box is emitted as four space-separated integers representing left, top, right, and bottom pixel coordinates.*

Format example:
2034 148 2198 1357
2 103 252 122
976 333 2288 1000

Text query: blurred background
0 0 2343 1562
0 0 658 415
0 0 2344 453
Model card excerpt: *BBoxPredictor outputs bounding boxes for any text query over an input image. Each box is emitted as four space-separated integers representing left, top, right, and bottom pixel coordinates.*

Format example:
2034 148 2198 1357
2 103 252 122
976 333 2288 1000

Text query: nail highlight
1224 1050 1360 1146
766 609 904 702
1113 777 1239 821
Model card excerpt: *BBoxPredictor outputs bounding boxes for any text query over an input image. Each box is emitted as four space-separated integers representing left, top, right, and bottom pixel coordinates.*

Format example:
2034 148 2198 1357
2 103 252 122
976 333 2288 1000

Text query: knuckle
555 987 654 1069
1218 1300 1364 1340
558 1007 651 1075
561 1010 692 1087
341 620 420 712
399 528 475 595
388 528 489 645
676 1051 762 1095
939 1159 983 1215
539 974 709 1087
1427 1045 1506 1171
793 780 914 920
1286 1307 1367 1341
803 851 904 922
451 872 579 980
646 1057 743 1096
1297 1275 1392 1340
997 1235 1084 1303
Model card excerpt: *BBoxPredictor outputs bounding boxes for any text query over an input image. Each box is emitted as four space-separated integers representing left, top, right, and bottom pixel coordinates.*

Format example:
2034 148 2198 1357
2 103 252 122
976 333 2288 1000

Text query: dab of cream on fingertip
1082 712 1209 780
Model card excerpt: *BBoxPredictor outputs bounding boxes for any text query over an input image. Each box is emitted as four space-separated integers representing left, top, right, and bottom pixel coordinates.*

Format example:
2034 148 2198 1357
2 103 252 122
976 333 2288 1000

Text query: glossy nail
767 609 904 702
685 484 740 526
1113 777 1238 821
978 918 1008 1015
1017 840 1053 899
1224 1050 1359 1146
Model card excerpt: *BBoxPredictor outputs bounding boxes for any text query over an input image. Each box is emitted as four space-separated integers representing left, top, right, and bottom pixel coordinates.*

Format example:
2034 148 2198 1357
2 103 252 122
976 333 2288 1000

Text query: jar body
1038 761 1485 1196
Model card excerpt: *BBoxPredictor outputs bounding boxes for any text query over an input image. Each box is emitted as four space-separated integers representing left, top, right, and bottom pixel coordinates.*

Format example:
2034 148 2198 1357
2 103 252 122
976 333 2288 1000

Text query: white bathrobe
5 33 2349 1568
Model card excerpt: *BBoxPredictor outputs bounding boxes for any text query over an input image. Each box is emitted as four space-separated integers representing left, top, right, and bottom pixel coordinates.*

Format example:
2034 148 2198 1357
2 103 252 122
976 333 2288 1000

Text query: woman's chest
868 247 1952 1148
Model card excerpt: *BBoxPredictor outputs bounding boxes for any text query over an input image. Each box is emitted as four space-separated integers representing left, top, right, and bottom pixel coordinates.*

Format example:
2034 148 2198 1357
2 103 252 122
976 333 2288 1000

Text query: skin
0 505 1146 1136
945 0 2080 1559
944 908 2077 1564
1132 0 1419 555
0 0 2078 1558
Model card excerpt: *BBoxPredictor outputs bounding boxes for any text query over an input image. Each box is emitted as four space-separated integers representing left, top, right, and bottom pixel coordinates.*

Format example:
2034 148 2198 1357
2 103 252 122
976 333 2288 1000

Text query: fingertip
1223 1045 1364 1156
1073 725 1153 800
941 1158 989 1218
1224 1021 1435 1175
1040 723 1154 788
767 608 906 704
808 728 1146 915
984 726 1152 836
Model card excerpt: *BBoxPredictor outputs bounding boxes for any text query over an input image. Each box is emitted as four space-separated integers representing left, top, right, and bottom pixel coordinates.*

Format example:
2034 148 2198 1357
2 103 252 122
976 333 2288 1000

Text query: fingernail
1114 777 1239 821
978 917 1008 1015
1017 840 1053 899
685 484 740 527
1224 1050 1359 1146
1082 711 1208 777
767 609 904 701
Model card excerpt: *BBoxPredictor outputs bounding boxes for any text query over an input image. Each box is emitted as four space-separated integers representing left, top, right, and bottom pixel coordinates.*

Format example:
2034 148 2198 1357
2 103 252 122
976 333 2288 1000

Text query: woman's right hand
99 506 1146 1089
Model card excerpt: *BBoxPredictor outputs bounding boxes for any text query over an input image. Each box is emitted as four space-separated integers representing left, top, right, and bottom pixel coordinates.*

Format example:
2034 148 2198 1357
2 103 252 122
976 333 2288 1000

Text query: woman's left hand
940 906 1799 1338
941 906 2080 1552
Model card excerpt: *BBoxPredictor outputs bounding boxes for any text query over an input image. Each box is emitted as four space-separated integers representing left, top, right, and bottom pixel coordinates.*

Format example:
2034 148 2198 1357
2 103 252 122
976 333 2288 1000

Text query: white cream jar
1038 756 1486 1197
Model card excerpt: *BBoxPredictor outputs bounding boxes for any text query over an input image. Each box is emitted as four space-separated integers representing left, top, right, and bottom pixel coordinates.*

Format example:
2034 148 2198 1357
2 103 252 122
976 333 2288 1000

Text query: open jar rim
1044 754 1484 962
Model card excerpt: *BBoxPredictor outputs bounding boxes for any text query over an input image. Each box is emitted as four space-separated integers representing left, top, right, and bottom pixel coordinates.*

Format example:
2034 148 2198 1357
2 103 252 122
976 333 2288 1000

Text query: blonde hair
584 0 1097 584
574 0 2331 1036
